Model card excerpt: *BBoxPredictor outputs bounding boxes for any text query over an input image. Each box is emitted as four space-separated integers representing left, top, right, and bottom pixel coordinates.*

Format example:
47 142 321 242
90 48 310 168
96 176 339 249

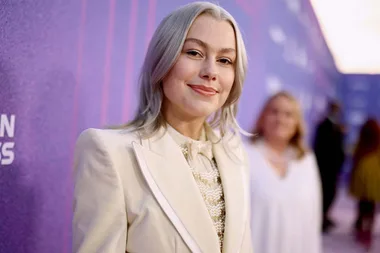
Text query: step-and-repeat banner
0 0 339 252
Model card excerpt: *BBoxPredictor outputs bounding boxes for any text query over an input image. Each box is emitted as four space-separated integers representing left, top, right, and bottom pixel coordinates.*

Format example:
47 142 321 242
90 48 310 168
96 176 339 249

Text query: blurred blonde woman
349 118 380 250
244 91 322 253
72 2 253 253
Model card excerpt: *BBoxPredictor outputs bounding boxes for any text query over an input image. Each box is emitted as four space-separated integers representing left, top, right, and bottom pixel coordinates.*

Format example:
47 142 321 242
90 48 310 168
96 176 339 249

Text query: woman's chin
269 133 292 143
185 107 217 119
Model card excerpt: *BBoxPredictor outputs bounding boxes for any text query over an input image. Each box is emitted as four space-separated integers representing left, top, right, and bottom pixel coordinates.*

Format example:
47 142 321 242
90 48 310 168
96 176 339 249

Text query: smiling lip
188 84 218 97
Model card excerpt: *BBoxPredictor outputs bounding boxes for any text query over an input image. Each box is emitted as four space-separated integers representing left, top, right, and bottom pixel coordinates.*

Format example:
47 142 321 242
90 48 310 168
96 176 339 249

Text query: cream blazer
72 125 253 253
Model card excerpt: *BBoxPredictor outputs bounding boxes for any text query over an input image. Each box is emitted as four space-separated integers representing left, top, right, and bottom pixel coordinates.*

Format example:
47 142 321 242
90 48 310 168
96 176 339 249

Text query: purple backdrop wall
336 74 380 179
0 0 339 252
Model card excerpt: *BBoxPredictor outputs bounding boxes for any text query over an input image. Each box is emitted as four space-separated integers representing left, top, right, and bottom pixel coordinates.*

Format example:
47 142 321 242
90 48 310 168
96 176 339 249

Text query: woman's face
262 96 299 143
162 14 236 121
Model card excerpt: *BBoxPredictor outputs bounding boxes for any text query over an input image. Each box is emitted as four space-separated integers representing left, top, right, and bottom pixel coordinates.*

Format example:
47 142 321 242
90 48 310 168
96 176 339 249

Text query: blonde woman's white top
245 140 322 253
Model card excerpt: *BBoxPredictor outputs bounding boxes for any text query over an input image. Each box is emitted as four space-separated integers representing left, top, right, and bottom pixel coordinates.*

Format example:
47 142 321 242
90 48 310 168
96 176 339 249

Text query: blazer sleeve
72 129 127 253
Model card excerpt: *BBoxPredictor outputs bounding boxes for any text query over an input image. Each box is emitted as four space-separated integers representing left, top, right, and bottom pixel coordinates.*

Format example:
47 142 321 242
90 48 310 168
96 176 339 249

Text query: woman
245 91 322 253
72 2 253 253
349 118 380 249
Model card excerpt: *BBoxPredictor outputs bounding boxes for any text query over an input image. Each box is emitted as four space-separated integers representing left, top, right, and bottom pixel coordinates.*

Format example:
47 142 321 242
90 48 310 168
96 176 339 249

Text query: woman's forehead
185 14 236 51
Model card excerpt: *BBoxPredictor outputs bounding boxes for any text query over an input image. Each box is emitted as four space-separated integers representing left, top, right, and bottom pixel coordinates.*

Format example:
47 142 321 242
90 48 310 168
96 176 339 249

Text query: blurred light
310 0 380 74
348 110 366 125
269 25 287 45
285 0 301 14
265 75 283 95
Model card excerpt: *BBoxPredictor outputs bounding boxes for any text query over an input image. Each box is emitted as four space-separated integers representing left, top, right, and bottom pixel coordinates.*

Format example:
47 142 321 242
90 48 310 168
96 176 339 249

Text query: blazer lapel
206 126 248 253
132 128 220 253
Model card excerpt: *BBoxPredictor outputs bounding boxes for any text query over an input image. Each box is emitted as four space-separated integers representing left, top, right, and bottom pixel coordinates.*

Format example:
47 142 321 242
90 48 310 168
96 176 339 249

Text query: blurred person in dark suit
313 100 345 233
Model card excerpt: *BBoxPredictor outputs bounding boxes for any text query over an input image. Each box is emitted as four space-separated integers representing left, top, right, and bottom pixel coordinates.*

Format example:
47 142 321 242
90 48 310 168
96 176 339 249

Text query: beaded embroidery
181 145 226 251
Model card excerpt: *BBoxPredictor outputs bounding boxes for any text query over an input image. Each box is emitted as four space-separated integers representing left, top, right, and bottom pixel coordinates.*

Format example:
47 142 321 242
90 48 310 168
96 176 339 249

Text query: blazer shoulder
75 128 141 162
77 127 139 147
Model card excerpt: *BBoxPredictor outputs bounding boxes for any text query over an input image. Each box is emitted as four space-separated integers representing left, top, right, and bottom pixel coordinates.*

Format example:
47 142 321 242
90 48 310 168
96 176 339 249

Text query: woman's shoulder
295 150 318 169
75 127 140 154
241 137 261 153
301 150 316 160
74 128 144 172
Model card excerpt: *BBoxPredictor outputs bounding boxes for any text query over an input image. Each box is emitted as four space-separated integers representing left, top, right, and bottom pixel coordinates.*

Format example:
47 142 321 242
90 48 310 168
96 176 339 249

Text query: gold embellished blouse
166 124 226 251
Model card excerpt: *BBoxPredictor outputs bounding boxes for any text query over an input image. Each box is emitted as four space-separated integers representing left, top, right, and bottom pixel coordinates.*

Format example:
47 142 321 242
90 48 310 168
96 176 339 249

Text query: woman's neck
167 120 204 140
263 137 288 156
163 110 205 140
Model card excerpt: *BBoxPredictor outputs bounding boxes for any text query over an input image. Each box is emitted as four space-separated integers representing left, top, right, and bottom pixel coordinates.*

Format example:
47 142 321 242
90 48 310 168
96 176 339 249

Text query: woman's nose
200 60 217 81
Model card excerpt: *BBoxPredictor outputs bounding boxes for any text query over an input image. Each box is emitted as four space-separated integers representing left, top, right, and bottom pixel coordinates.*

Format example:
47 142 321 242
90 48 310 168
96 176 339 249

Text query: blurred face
162 14 236 121
262 96 298 143
329 104 341 118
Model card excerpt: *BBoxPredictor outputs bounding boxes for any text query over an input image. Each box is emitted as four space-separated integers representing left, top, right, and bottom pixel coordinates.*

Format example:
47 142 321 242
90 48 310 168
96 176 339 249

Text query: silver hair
119 1 249 138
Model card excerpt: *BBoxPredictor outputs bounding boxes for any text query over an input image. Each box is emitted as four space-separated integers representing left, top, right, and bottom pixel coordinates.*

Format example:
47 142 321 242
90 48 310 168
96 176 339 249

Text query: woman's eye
219 58 233 65
186 50 202 57
271 109 279 115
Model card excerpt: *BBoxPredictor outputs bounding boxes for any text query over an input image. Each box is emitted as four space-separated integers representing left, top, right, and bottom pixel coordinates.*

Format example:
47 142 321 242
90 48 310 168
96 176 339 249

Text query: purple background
339 74 380 145
0 0 339 252
337 74 380 178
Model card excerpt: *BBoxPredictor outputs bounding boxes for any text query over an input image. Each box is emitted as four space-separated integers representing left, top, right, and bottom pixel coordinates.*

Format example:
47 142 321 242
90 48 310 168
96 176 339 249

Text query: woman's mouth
188 84 218 97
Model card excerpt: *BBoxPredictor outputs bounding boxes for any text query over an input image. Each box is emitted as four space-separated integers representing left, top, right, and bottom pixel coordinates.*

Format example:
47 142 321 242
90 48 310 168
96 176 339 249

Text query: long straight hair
117 2 248 138
352 118 380 168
